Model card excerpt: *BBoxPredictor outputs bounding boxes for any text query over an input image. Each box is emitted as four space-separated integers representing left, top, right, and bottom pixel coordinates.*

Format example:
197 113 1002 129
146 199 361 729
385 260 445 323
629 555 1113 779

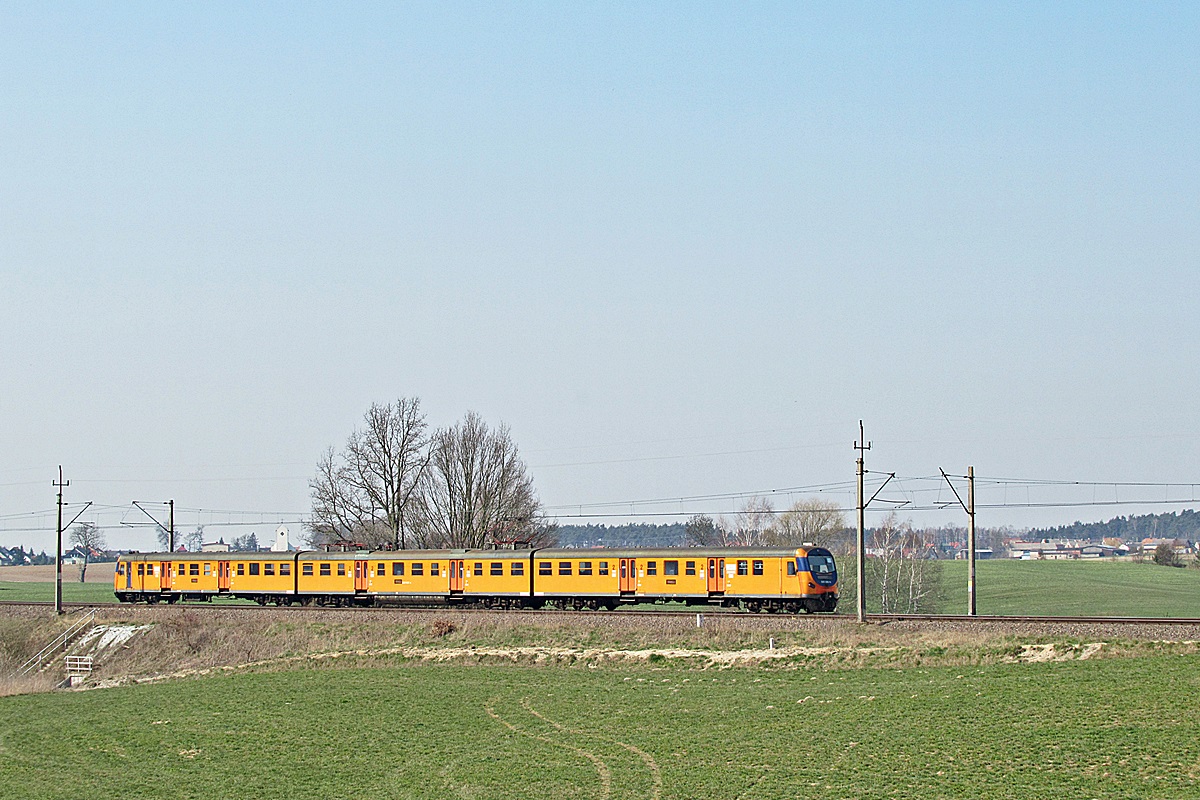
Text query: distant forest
1025 509 1200 544
555 509 1200 552
555 523 688 548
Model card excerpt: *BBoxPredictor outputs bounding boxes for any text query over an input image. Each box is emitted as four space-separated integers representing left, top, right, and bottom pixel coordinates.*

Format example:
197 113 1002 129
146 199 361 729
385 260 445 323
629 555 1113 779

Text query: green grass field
1 655 1198 799
831 556 1200 617
0 582 117 604
933 559 1200 617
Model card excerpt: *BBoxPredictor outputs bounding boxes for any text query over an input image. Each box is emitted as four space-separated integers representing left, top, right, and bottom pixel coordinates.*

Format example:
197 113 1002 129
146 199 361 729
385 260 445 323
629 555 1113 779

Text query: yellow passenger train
115 546 838 613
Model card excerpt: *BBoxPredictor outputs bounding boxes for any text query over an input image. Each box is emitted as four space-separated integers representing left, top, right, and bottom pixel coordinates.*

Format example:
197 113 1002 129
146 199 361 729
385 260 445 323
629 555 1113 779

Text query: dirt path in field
83 637 1123 692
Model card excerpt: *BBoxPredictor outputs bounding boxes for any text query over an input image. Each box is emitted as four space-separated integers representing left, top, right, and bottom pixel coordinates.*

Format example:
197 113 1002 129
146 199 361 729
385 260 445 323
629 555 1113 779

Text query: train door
707 558 726 593
449 560 464 593
354 561 369 592
217 561 231 592
619 559 637 593
160 561 172 591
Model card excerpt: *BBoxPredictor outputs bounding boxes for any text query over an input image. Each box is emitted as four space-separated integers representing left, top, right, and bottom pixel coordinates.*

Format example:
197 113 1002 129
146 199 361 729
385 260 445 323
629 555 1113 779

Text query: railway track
5 600 1200 626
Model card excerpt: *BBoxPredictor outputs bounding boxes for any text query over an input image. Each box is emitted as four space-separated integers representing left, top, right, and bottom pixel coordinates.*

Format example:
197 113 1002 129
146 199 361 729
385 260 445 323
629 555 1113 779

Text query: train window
302 563 314 576
558 562 572 576
538 562 552 576
178 563 186 575
787 561 797 576
490 562 503 576
646 562 657 576
431 563 440 576
236 563 245 576
203 564 212 576
685 561 696 576
412 563 424 576
808 553 835 575
148 565 156 576
337 563 346 577
511 562 524 576
265 563 275 576
475 562 484 573
664 560 679 576
280 563 291 576
320 563 331 576
578 561 592 576
137 564 144 576
598 561 609 576
377 563 386 575
737 560 749 576
249 563 260 576
753 560 764 576
190 563 200 576
117 563 125 575
392 562 404 576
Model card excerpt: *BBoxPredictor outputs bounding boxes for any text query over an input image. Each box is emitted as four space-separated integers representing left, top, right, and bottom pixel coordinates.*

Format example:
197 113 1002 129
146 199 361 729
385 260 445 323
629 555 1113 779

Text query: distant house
200 542 231 553
64 545 110 563
1007 539 1116 560
1141 538 1187 555
954 549 994 560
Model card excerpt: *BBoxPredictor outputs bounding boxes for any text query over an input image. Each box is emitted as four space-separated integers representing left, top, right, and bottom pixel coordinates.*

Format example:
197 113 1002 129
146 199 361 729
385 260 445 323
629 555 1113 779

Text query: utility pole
940 466 977 616
54 466 66 615
854 421 870 623
51 467 92 615
168 499 175 552
967 466 976 616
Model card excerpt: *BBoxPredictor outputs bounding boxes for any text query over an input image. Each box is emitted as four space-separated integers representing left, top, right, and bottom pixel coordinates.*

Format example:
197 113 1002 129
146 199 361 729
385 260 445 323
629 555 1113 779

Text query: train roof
119 551 296 561
118 546 834 562
531 546 826 559
297 548 532 560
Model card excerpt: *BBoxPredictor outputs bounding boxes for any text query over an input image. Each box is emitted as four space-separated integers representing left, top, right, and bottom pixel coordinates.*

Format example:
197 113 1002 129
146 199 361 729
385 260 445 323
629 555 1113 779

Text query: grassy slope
0 656 1198 799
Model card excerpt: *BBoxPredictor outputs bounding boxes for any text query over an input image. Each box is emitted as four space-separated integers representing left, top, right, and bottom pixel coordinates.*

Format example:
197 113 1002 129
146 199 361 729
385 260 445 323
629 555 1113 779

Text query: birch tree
864 513 941 613
719 497 776 546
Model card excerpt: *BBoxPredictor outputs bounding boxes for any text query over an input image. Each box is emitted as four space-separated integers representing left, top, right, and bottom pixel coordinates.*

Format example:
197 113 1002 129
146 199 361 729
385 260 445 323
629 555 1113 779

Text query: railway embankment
4 604 1200 695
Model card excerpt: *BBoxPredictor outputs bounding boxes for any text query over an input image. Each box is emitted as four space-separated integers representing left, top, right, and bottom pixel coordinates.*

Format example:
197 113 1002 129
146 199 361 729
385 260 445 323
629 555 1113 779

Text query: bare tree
413 411 555 548
684 514 727 546
309 398 431 549
68 522 107 582
183 526 205 552
719 497 776 546
770 498 846 550
865 513 940 613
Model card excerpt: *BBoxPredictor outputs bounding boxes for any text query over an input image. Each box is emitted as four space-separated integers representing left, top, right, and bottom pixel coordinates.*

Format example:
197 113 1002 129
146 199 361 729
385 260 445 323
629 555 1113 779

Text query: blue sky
2 2 1198 550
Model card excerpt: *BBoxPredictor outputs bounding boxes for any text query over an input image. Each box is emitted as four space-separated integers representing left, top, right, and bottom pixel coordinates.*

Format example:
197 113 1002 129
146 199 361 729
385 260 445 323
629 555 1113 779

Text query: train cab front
797 547 839 612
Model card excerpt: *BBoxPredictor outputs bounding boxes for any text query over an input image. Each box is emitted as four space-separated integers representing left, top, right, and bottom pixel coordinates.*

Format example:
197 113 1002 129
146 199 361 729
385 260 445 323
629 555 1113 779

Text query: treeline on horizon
1025 509 1200 544
557 509 1200 551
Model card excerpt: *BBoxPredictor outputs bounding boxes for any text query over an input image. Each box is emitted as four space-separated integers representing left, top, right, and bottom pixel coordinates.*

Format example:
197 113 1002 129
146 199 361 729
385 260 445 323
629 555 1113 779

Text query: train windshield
803 550 837 586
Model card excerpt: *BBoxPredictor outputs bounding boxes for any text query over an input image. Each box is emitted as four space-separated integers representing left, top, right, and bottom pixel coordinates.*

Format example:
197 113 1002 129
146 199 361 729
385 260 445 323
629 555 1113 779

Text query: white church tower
271 525 291 552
